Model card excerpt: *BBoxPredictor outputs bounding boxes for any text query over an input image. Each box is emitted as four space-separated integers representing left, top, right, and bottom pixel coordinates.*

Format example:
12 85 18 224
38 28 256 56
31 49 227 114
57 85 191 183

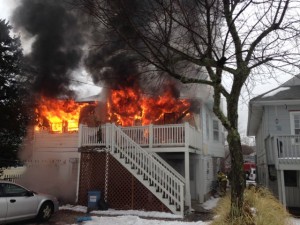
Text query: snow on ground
60 205 182 219
61 198 300 225
201 197 220 210
77 216 210 225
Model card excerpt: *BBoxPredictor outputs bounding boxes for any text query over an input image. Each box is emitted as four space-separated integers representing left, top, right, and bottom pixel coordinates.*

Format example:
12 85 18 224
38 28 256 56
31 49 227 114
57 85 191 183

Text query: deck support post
280 170 286 207
277 170 282 202
185 150 192 212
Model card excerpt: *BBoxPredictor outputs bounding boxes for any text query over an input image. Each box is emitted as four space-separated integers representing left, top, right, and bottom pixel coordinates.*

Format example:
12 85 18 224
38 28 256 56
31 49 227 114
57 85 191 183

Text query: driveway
9 210 86 225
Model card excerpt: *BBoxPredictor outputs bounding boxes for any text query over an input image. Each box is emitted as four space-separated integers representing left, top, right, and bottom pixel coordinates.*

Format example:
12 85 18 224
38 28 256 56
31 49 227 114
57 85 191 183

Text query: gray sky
0 0 294 137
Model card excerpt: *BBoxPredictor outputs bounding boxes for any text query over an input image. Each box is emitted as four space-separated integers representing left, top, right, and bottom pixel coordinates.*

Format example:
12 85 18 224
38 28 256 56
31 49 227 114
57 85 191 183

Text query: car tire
37 201 54 222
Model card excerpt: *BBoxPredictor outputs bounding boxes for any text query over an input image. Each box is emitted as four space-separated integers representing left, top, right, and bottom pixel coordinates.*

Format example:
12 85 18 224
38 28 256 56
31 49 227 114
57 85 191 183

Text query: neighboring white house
23 85 225 217
247 75 300 207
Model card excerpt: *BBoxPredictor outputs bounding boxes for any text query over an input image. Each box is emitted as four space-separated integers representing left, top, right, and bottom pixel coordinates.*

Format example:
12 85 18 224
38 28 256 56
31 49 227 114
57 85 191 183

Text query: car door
3 183 39 222
0 184 7 223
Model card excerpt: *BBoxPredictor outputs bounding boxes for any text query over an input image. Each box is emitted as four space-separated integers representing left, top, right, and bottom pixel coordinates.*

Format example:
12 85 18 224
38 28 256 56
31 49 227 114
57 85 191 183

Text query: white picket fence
0 167 25 182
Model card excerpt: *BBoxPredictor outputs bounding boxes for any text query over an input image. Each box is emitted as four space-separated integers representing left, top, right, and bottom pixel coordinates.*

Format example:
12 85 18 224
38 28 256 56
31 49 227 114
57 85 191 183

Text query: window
3 183 28 197
213 120 219 141
284 170 298 187
290 112 300 143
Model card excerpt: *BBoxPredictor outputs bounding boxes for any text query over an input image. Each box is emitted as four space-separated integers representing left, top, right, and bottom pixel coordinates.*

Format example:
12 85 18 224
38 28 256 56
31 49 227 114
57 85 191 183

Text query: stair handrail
150 152 185 183
110 123 184 216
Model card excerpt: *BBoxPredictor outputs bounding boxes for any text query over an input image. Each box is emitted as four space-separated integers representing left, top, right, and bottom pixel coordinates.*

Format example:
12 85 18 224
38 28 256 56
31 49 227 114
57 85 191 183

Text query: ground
10 209 214 225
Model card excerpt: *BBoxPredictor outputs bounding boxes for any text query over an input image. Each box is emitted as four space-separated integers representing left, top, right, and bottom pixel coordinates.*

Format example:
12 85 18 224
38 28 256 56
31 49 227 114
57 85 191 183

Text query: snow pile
201 197 220 210
75 215 210 225
60 205 181 219
60 204 87 213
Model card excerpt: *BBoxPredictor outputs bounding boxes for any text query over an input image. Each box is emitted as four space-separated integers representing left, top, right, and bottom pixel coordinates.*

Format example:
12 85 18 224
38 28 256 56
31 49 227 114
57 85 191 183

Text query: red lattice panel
78 150 170 213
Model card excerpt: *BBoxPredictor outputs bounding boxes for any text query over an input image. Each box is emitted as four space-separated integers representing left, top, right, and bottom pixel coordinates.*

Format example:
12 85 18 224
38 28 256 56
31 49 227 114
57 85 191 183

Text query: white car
0 180 59 224
249 168 256 181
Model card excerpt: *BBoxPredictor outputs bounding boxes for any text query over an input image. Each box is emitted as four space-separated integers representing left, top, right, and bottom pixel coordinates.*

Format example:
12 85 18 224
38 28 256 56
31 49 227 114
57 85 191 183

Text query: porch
265 134 300 170
78 122 202 153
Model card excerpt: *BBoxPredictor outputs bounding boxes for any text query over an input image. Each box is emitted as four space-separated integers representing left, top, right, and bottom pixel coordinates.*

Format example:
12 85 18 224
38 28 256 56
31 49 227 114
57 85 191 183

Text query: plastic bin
88 191 101 210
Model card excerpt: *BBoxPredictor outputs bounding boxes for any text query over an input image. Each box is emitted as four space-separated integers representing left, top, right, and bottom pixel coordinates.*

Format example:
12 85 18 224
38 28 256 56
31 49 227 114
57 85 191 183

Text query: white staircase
83 123 185 217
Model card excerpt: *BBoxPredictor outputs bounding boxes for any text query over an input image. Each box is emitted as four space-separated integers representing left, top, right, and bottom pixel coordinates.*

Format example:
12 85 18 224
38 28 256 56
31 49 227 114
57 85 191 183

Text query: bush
210 187 293 225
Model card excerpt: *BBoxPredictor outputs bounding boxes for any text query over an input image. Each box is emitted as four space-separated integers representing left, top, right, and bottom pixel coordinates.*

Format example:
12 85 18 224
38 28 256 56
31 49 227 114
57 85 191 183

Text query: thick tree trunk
227 129 245 218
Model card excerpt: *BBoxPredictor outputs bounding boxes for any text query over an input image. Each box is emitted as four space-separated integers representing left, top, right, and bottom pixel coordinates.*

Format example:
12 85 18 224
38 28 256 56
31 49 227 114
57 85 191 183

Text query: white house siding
202 104 225 158
204 156 214 200
20 131 80 203
286 186 300 207
34 131 79 151
265 105 300 135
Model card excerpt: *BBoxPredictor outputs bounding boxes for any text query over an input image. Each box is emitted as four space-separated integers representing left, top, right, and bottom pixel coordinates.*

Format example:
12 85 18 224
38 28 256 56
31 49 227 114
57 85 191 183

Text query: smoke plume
12 0 86 98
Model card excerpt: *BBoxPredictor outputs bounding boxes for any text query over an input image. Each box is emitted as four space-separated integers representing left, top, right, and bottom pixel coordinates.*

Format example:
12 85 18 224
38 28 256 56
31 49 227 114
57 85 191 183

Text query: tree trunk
227 129 245 218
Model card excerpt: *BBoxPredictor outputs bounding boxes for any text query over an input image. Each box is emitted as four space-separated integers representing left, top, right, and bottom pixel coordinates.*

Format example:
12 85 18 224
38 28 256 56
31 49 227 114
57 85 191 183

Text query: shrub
210 187 293 225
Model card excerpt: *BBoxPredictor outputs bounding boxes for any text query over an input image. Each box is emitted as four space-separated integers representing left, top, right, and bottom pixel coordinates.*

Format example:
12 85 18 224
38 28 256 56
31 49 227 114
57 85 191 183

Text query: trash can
88 191 101 210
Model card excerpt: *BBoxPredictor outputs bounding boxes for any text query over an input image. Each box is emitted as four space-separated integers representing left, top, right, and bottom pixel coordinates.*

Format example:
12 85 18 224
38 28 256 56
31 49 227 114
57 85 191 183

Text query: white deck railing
265 135 300 167
79 122 202 150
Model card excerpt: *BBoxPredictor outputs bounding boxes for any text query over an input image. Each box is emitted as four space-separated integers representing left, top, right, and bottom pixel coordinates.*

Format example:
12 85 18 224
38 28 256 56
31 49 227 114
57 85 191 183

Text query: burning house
21 83 225 217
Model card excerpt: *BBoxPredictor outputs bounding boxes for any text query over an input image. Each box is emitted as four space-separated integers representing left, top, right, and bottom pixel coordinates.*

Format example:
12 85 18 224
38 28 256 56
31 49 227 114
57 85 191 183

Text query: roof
247 75 300 136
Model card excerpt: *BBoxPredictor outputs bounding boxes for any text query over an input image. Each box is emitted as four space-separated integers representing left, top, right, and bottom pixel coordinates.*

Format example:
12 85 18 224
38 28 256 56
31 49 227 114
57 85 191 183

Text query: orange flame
35 97 88 133
107 87 191 126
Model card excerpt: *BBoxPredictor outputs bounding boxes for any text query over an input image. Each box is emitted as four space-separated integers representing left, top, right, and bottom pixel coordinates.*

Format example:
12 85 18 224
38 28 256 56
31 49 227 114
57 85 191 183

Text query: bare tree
75 0 300 219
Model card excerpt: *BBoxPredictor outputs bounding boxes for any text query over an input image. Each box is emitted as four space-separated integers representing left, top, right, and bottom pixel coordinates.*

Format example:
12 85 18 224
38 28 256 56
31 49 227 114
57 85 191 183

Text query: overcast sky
0 0 294 138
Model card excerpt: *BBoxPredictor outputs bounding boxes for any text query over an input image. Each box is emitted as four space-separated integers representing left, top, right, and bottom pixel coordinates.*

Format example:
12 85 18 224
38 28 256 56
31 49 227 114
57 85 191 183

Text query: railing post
78 124 83 148
111 123 115 152
180 183 184 217
184 122 190 148
149 124 153 148
273 135 279 169
105 123 110 149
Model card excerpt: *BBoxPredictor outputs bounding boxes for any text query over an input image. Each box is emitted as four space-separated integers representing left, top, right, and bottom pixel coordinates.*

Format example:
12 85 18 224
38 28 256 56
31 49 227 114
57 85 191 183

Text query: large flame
35 97 88 133
35 87 191 133
107 87 191 126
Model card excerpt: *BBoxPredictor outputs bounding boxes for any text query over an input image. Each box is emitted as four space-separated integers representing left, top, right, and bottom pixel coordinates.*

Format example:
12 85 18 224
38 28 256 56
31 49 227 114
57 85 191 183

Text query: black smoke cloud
83 0 148 91
11 0 185 99
12 0 85 98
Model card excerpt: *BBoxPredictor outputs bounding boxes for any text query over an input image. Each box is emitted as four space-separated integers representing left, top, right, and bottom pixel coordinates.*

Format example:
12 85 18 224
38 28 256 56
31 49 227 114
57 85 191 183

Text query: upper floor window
213 120 219 141
290 112 300 143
